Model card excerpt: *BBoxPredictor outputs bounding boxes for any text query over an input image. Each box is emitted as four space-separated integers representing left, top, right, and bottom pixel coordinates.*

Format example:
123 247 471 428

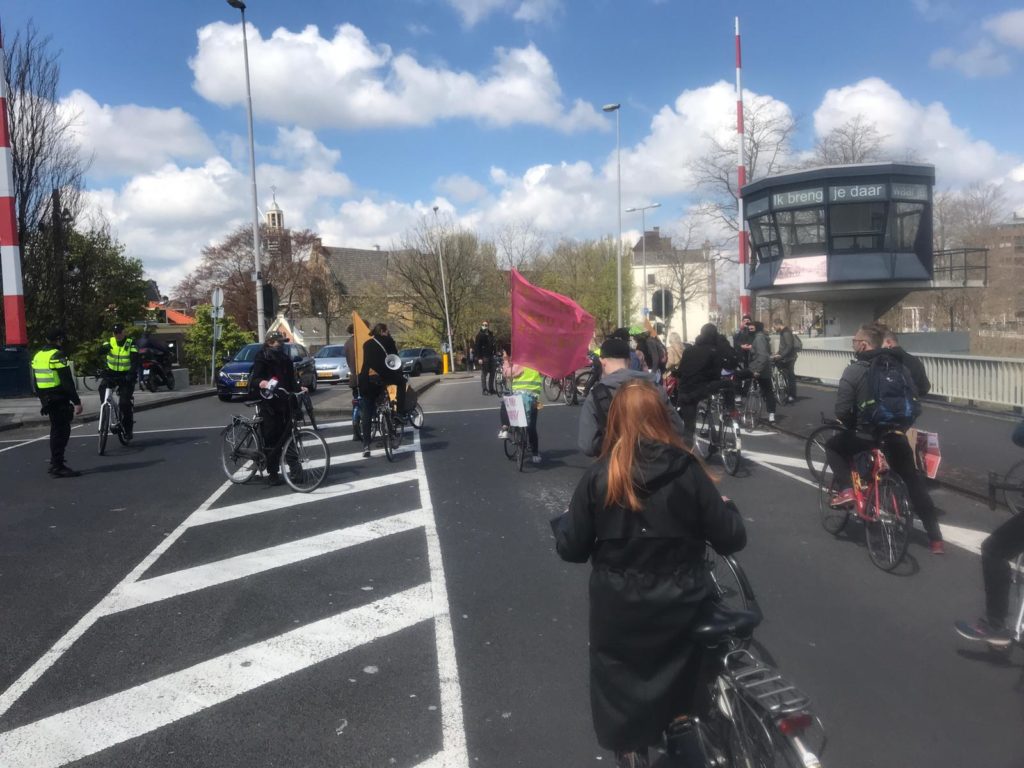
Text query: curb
0 388 217 433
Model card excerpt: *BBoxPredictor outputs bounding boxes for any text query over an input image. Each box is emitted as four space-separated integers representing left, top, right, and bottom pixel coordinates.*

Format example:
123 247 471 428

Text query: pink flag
510 269 595 379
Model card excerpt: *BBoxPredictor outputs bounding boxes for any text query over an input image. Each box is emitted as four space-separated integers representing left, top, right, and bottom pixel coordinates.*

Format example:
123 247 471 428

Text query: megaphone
385 354 402 371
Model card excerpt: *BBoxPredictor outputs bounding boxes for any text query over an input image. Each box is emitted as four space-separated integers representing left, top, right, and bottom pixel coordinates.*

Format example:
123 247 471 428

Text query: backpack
860 354 920 427
792 333 803 353
592 382 614 432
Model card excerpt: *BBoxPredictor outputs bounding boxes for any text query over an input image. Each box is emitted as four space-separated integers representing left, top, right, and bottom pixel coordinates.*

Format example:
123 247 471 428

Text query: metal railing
795 349 1024 408
932 247 988 286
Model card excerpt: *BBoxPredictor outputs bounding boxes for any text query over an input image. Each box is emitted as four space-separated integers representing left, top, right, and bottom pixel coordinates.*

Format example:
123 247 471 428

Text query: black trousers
825 430 942 542
776 359 797 399
360 380 407 449
480 357 496 394
258 402 294 476
43 398 74 467
981 512 1024 626
755 371 777 414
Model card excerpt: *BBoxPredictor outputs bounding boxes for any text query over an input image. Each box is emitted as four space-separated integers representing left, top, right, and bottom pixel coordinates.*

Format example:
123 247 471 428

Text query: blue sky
4 0 1024 294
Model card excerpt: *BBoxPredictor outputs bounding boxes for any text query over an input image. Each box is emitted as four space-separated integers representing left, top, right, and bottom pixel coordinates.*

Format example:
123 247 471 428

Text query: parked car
313 344 351 384
400 347 443 376
217 342 318 401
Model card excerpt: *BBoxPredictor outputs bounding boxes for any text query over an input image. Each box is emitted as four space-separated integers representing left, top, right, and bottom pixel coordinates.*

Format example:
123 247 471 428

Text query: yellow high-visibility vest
512 367 543 395
32 348 67 390
106 336 136 372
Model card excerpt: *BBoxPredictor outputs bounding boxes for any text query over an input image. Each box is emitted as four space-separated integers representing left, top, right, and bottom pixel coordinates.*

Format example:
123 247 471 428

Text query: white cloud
446 0 563 26
60 89 215 177
190 21 600 132
813 77 1016 188
436 174 489 203
930 39 1011 78
983 8 1024 49
513 0 563 24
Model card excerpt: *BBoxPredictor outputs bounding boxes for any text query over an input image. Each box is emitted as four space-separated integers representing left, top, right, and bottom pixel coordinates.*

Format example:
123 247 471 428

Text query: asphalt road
0 379 1021 767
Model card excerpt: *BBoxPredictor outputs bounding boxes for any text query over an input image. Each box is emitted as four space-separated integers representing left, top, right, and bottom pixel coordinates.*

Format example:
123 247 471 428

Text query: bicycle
220 390 330 492
667 551 826 766
97 376 133 455
501 393 533 472
770 362 789 406
989 460 1024 516
694 388 743 476
369 385 406 461
817 436 914 571
805 414 845 483
739 375 764 432
562 368 595 406
542 374 564 403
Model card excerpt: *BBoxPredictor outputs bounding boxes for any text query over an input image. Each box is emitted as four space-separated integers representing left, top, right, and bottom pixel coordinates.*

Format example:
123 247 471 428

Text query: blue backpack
860 353 920 427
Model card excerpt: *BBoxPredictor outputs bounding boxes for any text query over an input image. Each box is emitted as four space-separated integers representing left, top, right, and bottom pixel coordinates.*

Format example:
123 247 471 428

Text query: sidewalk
0 385 217 432
775 381 1022 501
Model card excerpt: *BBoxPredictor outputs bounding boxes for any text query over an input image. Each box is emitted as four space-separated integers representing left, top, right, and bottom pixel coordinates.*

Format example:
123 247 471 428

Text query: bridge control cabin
740 162 976 335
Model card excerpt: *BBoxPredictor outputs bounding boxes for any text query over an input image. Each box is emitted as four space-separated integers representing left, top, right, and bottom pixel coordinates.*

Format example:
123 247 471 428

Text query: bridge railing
794 349 1024 408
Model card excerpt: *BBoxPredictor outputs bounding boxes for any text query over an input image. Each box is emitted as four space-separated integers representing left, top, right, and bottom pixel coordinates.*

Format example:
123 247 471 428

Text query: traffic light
651 289 673 320
262 283 279 319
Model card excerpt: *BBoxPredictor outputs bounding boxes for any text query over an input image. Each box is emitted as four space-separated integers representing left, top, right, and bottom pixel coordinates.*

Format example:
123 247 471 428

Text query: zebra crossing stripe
103 509 430 615
187 470 420 528
0 584 436 768
743 450 810 471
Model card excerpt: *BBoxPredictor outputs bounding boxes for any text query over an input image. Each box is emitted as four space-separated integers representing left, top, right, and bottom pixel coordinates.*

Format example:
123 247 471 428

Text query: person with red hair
553 379 746 767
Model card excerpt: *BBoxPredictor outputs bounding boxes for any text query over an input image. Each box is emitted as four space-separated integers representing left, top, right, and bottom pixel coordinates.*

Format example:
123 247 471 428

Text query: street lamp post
602 103 622 328
432 207 455 374
625 202 660 321
226 0 265 342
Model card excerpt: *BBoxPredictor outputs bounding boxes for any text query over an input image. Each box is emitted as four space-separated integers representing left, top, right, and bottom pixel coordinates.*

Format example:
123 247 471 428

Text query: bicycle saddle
693 600 762 645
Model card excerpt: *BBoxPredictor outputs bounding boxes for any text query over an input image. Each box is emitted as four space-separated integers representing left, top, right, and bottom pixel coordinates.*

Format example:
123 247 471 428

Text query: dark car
400 347 443 376
217 342 318 401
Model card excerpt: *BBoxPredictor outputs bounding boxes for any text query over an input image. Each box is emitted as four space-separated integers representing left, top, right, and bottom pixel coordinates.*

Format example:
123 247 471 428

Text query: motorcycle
139 349 176 392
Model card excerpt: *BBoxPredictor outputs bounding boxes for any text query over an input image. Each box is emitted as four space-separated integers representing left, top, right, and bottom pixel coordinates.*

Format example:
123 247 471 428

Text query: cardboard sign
504 394 528 427
907 428 941 480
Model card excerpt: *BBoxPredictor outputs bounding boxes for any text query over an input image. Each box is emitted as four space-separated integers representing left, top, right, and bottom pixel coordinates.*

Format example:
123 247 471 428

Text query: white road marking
744 454 819 490
427 402 565 415
187 470 420 527
0 585 436 768
103 510 429 614
743 450 809 471
413 416 469 766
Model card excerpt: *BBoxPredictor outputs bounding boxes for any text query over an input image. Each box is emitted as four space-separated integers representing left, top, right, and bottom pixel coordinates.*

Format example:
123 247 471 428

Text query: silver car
400 347 443 376
314 344 351 384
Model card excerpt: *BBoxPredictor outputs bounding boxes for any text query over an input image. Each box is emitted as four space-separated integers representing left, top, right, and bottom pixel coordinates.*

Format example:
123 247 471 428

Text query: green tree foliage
183 305 255 384
22 225 148 354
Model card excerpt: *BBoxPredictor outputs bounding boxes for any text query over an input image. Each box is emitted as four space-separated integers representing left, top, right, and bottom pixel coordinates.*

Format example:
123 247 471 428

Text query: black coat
553 441 746 750
358 334 401 391
475 328 496 359
249 345 298 412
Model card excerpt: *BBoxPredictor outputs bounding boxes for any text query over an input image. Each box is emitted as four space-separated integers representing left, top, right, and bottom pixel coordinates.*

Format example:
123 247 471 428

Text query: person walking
749 321 777 424
99 323 139 440
553 379 747 768
249 331 303 486
475 321 497 395
31 328 83 477
771 318 799 403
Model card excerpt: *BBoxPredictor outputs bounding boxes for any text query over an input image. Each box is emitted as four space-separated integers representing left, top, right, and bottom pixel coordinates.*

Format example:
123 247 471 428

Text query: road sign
211 287 224 308
211 306 224 320
213 325 222 341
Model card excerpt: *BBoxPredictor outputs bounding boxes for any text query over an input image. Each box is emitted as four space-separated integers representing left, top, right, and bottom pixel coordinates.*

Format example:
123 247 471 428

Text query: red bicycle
818 440 914 571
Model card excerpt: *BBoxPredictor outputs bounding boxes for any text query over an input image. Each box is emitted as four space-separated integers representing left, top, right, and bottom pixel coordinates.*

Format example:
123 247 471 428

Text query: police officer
31 328 83 477
100 323 139 440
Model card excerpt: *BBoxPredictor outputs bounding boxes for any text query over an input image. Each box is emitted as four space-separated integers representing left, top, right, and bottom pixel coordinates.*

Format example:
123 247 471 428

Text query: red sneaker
929 540 945 555
830 488 855 508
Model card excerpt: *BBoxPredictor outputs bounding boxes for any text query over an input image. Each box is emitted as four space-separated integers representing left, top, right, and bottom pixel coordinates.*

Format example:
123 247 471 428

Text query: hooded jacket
674 325 720 394
552 439 746 750
749 326 772 375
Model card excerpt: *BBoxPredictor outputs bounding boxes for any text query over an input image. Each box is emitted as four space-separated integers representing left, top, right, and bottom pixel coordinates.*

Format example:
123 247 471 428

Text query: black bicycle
220 390 330 492
805 413 845 483
668 550 827 766
694 389 742 476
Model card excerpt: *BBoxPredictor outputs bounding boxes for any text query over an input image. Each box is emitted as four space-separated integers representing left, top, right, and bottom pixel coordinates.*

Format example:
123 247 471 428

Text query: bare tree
691 95 798 242
810 114 886 166
654 221 710 342
493 220 546 272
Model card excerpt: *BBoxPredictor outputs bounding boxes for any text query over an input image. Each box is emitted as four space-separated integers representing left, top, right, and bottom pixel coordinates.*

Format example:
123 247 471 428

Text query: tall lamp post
625 202 660 321
432 207 455 374
602 103 622 328
226 0 266 342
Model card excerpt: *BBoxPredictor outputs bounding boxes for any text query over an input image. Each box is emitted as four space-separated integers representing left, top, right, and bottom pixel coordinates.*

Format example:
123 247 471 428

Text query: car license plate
235 380 248 388
317 372 332 379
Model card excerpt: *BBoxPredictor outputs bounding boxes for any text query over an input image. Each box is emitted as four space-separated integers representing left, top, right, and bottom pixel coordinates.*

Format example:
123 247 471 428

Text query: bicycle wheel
389 407 405 451
503 431 517 459
82 374 99 392
694 404 715 459
408 402 425 429
865 472 913 571
282 428 330 492
805 424 843 483
1002 459 1024 516
515 427 526 472
772 369 787 405
562 375 576 405
574 370 593 402
741 388 763 432
220 422 260 483
704 546 752 613
721 417 742 476
723 687 778 767
543 375 563 402
381 409 395 462
97 403 110 455
818 474 849 535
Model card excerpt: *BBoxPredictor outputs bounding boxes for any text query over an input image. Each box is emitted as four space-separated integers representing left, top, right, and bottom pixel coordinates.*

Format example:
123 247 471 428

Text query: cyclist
770 318 799 403
673 324 724 443
475 321 497 395
358 322 407 458
955 419 1024 647
497 351 544 463
249 331 304 486
99 323 139 440
747 321 777 424
578 337 685 457
823 324 945 553
553 379 746 768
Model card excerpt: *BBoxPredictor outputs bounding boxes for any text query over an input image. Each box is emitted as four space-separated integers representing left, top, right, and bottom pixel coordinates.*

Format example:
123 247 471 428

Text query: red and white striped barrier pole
0 21 27 346
735 17 751 318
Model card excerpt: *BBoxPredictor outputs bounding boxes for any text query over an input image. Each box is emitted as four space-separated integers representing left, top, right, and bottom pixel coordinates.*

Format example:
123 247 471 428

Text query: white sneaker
531 455 542 464
498 428 509 439
768 413 776 424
